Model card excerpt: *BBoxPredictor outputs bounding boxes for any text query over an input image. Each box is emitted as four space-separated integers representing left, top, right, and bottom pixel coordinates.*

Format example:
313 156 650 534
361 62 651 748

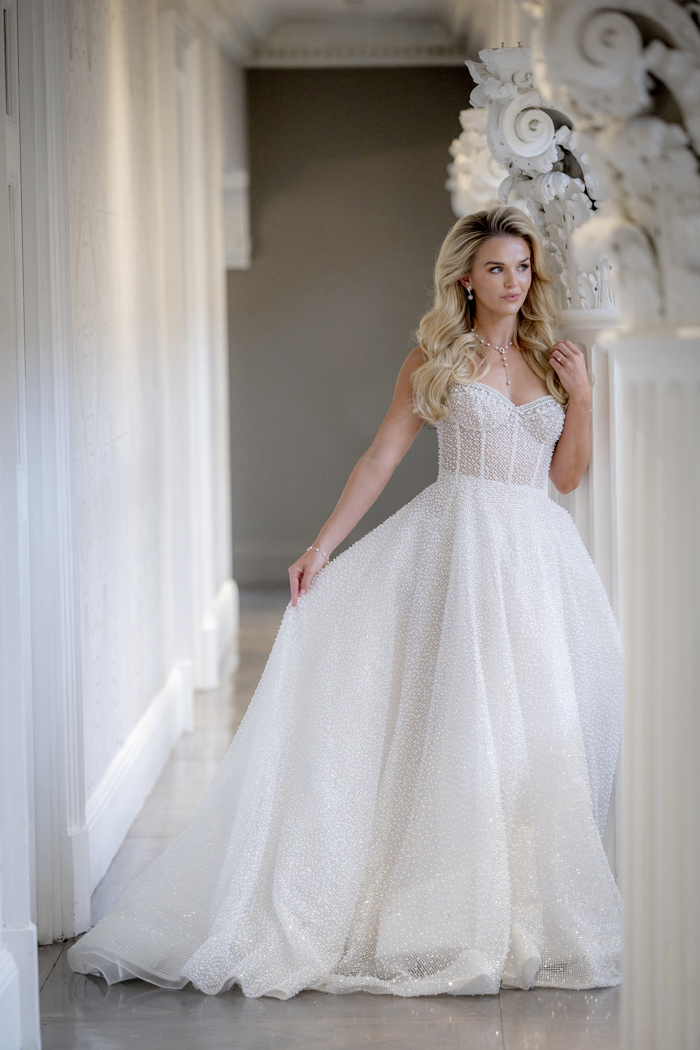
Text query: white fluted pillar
604 331 700 1050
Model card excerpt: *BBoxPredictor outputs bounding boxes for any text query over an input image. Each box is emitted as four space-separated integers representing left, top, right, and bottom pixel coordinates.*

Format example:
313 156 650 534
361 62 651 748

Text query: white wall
60 0 237 900
67 0 177 806
0 11 240 1027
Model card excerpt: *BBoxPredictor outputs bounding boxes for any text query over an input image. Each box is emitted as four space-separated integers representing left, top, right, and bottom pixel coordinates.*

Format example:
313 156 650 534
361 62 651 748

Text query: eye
518 262 530 271
489 266 502 273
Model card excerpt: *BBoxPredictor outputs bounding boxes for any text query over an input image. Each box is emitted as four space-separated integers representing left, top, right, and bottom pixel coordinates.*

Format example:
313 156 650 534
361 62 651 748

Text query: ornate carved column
465 44 619 612
467 45 614 313
528 4 700 1048
531 0 700 327
447 108 507 216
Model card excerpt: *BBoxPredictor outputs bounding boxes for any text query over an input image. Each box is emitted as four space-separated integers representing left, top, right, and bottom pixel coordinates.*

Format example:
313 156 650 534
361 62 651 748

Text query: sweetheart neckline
453 381 559 411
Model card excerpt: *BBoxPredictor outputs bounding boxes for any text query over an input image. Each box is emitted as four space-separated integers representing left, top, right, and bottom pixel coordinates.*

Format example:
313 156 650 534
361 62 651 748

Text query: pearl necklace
475 332 514 386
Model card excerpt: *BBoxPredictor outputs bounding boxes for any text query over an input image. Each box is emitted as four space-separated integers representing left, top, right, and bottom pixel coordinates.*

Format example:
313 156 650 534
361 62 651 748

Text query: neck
472 309 517 348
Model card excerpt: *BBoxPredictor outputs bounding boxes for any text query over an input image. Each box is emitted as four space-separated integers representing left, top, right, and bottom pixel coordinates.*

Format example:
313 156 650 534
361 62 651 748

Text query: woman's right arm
288 347 425 606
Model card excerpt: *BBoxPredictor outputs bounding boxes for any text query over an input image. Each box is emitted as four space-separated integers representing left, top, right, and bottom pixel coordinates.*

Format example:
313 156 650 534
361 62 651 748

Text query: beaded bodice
437 382 565 490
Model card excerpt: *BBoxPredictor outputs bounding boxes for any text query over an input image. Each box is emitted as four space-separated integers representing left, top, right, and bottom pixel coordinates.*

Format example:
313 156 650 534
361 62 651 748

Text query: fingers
549 346 564 377
550 341 581 375
298 567 313 598
298 557 325 597
289 566 301 607
550 341 591 400
551 341 581 361
288 552 328 606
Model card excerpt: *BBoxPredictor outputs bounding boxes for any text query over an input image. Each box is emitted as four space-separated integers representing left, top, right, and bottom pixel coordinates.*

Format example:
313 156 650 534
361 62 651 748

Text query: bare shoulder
403 346 426 373
394 346 426 390
386 347 426 428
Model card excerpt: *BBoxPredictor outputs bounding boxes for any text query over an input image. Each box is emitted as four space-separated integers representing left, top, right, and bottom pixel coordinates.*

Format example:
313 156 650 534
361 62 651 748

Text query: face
460 235 532 318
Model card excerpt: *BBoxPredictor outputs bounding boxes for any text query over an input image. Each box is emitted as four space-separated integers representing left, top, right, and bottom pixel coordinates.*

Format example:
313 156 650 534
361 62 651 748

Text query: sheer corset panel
437 382 566 490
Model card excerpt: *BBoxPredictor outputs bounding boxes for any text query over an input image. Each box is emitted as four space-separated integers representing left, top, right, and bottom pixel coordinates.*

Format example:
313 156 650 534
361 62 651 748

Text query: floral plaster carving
446 108 508 217
466 45 614 312
529 0 700 325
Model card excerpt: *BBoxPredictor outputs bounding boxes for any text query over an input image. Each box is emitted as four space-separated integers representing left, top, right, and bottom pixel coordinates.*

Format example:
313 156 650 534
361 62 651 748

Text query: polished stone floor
39 589 620 1049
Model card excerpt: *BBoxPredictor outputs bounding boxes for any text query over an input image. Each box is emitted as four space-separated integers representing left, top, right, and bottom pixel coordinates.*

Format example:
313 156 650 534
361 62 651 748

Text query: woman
69 206 623 999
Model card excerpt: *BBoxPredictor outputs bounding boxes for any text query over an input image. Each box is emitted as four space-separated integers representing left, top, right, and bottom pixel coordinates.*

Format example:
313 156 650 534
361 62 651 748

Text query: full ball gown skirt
69 382 624 998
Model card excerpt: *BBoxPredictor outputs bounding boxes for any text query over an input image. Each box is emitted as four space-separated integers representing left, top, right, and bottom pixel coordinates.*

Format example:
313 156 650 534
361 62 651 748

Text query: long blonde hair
412 206 564 425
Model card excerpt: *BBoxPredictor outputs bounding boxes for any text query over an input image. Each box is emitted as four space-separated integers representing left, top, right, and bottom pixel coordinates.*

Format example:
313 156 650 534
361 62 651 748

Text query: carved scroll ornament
466 45 613 312
530 0 700 326
447 108 508 217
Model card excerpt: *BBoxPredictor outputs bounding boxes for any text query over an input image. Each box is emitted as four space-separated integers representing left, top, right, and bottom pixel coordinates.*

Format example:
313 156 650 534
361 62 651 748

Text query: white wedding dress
69 381 623 999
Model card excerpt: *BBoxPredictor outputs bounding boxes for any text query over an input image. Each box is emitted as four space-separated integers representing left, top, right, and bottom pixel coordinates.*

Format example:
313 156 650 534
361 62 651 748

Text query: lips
503 294 520 301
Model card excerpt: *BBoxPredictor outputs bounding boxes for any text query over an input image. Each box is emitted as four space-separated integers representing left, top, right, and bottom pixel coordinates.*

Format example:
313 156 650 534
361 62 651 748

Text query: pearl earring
466 286 473 300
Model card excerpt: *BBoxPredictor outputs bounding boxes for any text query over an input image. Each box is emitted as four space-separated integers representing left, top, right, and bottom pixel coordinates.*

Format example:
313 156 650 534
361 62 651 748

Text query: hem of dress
500 970 622 992
67 946 190 990
67 945 621 998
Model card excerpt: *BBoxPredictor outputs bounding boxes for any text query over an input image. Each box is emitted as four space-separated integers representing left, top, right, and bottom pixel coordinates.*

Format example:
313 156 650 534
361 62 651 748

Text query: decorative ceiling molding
188 0 520 67
248 15 468 67
183 0 269 62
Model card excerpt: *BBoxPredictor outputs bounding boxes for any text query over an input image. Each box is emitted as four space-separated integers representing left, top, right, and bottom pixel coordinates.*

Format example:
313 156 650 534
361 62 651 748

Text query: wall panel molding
0 950 21 1050
163 9 230 690
0 2 45 1044
215 578 240 666
17 0 89 946
86 662 194 893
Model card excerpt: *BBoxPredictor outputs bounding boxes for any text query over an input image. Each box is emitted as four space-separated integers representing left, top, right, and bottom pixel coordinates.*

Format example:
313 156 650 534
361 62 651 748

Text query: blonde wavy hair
412 206 565 425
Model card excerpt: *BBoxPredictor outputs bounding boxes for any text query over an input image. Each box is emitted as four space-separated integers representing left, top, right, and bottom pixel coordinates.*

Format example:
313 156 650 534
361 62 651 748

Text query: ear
459 276 471 289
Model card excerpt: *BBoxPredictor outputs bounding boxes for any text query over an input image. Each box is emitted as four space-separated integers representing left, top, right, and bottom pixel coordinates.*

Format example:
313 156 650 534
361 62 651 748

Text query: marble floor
39 589 620 1050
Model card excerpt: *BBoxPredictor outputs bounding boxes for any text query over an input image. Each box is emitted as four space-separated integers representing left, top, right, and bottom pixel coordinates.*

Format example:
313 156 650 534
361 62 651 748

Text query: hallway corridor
37 593 620 1050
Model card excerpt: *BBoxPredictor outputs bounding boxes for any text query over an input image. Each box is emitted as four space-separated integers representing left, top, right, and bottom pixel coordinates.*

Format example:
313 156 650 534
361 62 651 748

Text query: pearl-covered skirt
69 474 623 998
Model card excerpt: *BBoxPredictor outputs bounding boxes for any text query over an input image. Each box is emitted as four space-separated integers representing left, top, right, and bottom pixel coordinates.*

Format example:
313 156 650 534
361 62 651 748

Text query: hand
288 548 328 607
549 341 591 404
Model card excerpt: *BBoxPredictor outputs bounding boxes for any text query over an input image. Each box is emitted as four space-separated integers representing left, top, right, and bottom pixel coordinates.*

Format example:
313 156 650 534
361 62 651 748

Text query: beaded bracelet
306 545 329 560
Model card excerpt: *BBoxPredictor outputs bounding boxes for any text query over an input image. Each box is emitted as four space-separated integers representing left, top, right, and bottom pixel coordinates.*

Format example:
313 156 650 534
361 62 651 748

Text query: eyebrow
483 258 531 265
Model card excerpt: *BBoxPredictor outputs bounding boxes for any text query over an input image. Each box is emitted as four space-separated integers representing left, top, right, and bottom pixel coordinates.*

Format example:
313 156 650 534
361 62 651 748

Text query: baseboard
195 579 240 689
195 617 219 692
85 661 194 893
3 925 40 1050
215 578 239 668
0 948 21 1050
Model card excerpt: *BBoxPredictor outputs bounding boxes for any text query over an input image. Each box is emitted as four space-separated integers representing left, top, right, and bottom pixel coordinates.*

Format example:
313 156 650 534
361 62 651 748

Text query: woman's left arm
548 340 592 495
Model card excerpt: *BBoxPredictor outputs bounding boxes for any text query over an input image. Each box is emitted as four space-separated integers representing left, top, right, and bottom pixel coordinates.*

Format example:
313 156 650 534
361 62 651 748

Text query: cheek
476 273 500 296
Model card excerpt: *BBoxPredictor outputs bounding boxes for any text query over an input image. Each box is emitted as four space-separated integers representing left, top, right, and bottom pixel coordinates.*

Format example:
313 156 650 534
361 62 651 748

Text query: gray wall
228 67 473 587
